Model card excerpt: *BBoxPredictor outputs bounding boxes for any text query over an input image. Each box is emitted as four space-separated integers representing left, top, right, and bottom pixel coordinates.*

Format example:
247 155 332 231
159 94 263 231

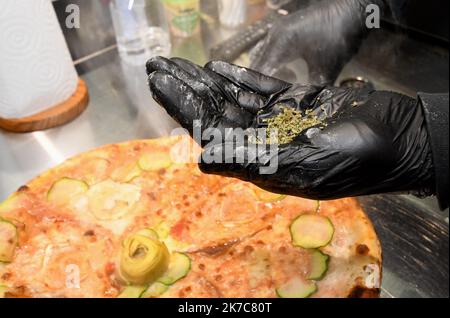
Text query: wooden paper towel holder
0 79 89 133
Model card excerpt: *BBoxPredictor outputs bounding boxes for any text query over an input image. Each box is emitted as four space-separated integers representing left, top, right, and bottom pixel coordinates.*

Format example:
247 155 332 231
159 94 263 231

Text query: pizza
0 136 382 298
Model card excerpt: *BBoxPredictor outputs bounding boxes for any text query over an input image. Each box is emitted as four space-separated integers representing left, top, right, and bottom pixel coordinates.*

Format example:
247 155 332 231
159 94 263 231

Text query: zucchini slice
117 285 147 298
307 250 330 281
276 277 317 298
252 187 286 202
47 178 89 206
138 152 172 171
111 163 141 183
290 214 334 249
140 282 169 298
0 194 22 216
158 252 191 286
0 220 18 263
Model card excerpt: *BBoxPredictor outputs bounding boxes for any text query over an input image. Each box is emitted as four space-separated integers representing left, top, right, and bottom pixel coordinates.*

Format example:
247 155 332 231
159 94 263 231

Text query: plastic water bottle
218 0 247 28
110 0 171 65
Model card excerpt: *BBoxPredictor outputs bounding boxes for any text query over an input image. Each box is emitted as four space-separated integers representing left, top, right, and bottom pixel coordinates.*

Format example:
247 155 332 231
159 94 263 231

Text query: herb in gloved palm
250 106 325 145
147 57 436 204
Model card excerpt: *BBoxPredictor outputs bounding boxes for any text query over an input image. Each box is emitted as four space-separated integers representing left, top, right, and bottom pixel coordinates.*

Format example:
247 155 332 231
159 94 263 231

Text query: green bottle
162 0 200 38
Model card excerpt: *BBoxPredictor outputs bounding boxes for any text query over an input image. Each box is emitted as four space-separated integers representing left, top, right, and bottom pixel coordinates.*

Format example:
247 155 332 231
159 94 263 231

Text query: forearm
418 93 449 210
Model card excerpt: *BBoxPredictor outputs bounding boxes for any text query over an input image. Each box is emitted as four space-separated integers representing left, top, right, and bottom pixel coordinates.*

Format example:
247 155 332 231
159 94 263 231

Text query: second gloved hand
251 0 386 85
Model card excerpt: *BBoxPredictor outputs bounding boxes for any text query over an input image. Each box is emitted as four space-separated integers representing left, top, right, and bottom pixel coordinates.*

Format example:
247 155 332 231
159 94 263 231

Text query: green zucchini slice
0 194 22 216
290 214 334 249
307 250 330 281
158 252 191 285
47 177 89 206
140 282 169 298
0 220 18 263
276 277 317 298
111 163 141 183
117 285 147 298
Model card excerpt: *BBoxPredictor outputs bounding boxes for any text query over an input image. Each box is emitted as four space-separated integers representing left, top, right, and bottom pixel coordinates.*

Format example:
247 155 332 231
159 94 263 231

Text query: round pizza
0 136 381 298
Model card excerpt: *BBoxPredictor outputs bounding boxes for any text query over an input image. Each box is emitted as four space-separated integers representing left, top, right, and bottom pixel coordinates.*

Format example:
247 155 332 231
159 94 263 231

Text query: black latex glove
251 0 386 85
147 57 435 200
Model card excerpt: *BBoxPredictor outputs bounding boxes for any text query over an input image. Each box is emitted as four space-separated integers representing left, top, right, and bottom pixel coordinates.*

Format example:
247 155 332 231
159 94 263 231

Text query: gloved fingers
147 57 209 86
146 56 181 76
147 57 247 121
236 91 267 114
171 57 215 87
171 57 208 80
172 57 242 102
147 57 222 110
198 140 265 180
197 134 347 197
172 57 264 121
197 135 311 183
148 71 213 132
147 57 217 105
205 60 291 97
269 84 325 110
148 57 257 128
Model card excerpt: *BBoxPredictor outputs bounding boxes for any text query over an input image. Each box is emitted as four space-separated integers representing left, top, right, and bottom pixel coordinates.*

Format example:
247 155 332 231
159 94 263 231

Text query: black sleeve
418 92 449 210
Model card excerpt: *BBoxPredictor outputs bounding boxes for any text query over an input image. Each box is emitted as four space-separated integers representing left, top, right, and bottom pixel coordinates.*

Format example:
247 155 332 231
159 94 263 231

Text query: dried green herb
252 106 325 145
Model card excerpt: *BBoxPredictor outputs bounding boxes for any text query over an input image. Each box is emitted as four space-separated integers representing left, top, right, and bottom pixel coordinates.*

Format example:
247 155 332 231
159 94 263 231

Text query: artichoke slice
120 234 170 285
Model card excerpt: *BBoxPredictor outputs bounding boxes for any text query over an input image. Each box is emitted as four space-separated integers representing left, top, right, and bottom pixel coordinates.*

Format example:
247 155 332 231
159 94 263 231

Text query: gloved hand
147 57 435 200
251 0 386 85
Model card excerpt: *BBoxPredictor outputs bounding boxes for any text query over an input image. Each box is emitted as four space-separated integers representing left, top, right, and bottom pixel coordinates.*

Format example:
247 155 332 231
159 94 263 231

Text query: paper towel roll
0 0 78 119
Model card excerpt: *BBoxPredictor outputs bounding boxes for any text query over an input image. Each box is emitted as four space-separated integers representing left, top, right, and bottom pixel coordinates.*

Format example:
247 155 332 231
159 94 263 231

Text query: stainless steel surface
360 195 449 298
0 0 448 298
